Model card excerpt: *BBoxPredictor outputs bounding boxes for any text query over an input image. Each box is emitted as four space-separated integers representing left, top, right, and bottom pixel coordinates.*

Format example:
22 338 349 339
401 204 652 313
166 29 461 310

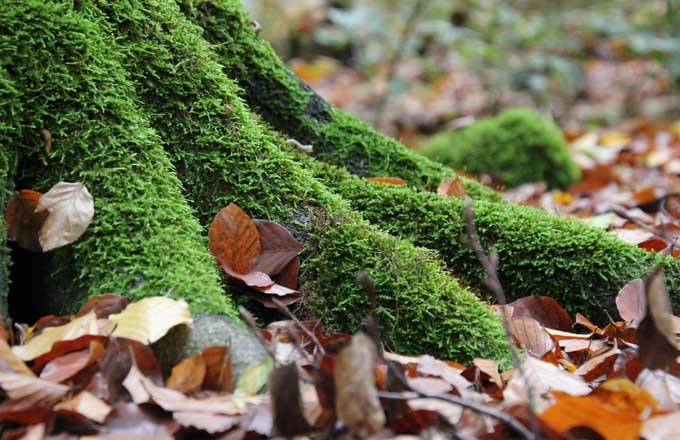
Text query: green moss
179 0 500 201
0 0 236 316
0 69 19 317
305 158 679 318
75 0 512 362
419 108 581 189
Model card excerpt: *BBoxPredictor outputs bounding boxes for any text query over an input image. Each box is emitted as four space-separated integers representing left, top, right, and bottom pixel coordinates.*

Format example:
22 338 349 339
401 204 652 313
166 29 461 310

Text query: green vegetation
419 108 581 188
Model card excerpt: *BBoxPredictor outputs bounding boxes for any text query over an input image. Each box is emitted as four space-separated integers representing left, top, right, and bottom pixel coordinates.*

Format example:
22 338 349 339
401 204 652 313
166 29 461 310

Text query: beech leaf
209 203 260 274
437 176 467 198
109 297 192 345
509 295 573 331
54 391 111 423
201 346 233 393
166 354 206 394
366 177 406 185
253 220 303 275
615 278 646 324
0 371 68 405
4 189 47 253
35 182 94 252
509 316 554 357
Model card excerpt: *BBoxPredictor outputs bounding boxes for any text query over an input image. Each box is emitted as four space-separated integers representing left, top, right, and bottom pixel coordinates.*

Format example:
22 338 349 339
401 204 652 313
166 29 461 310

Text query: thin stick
238 306 276 360
462 202 539 437
377 391 535 440
272 298 326 356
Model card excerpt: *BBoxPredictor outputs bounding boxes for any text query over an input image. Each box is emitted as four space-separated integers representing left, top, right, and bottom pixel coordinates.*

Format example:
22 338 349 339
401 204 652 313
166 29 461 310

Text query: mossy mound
419 108 580 189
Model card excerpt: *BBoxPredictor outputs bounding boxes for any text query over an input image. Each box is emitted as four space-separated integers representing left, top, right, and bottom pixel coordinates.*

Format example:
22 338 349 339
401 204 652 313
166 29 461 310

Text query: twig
461 202 539 438
377 391 535 440
372 0 427 128
612 204 680 256
238 306 276 360
272 298 326 356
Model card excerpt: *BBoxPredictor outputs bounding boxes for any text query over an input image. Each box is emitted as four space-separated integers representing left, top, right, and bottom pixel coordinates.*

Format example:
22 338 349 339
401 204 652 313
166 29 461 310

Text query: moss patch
0 0 236 317
419 108 581 189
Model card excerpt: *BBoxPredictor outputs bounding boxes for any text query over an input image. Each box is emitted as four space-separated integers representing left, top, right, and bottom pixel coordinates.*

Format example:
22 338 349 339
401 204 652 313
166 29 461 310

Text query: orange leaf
4 190 47 253
366 177 406 186
253 220 303 276
76 294 128 319
208 203 260 274
436 177 466 198
167 354 206 394
201 346 232 393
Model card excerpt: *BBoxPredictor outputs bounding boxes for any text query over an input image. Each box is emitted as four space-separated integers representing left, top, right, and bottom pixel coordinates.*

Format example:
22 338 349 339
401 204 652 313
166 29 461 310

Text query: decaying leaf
209 203 260 274
4 189 47 252
167 354 206 394
76 294 128 319
0 371 68 405
35 182 94 252
109 297 191 345
334 332 385 436
253 220 303 275
637 268 680 370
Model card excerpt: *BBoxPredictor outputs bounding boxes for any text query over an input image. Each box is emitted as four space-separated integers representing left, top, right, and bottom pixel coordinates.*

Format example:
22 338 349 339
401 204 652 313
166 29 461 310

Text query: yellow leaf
109 297 192 344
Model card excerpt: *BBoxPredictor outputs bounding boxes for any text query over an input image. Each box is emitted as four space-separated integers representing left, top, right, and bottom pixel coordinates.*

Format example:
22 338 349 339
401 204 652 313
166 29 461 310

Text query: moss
74 0 513 362
0 0 236 317
0 69 19 317
304 158 680 318
178 0 500 201
419 108 581 189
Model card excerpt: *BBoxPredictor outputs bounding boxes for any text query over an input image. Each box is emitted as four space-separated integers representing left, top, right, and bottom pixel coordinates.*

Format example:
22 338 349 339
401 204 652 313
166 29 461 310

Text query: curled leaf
35 182 94 251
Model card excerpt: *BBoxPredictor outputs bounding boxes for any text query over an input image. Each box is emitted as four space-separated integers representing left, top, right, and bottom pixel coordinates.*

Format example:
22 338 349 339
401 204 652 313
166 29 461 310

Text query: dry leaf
272 256 300 289
208 203 260 274
0 338 34 376
4 189 47 252
509 316 554 357
510 296 574 331
173 412 240 433
35 182 94 251
76 294 128 319
39 340 105 383
253 220 302 275
0 371 68 405
367 177 406 186
109 297 192 345
616 278 646 324
166 354 206 394
437 176 466 198
335 332 385 436
54 391 111 423
201 346 232 393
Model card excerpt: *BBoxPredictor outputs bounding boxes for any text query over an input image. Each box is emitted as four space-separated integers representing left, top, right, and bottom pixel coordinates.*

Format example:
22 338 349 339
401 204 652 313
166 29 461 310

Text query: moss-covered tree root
74 0 513 362
304 159 680 318
0 1 236 317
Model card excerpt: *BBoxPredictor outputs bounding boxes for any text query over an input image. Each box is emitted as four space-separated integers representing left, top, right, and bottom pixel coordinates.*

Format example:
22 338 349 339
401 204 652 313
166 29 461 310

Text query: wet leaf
638 267 680 370
35 182 94 252
4 189 47 252
335 332 385 436
209 203 260 274
109 297 191 345
253 220 303 275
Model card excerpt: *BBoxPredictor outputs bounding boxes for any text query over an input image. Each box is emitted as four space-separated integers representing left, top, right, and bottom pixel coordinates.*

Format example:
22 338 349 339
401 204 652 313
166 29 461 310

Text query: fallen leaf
509 316 554 357
173 412 240 433
335 332 385 436
35 181 94 252
638 267 680 370
0 338 34 376
272 256 300 289
641 411 680 439
39 340 105 383
575 347 622 382
437 176 466 198
76 294 127 319
0 371 68 405
100 401 179 437
166 354 206 394
4 189 47 252
235 357 274 396
616 278 646 323
510 296 573 331
208 203 260 274
253 220 303 275
367 177 406 186
54 391 111 423
201 346 232 393
109 297 192 345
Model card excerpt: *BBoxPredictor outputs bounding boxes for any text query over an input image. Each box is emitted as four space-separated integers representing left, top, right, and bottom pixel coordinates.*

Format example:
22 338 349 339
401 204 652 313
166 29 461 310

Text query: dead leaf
638 267 680 370
209 203 260 274
166 354 206 394
510 296 574 331
473 358 503 388
0 371 68 405
253 220 303 275
76 294 128 319
35 182 94 252
54 391 111 423
273 256 300 289
437 176 466 198
0 338 33 376
616 278 646 324
108 297 192 345
201 346 232 393
4 189 47 253
367 177 406 186
509 316 554 357
39 339 105 383
101 401 179 437
335 332 385 436
173 412 240 433
235 357 273 396
641 412 680 439
575 347 622 382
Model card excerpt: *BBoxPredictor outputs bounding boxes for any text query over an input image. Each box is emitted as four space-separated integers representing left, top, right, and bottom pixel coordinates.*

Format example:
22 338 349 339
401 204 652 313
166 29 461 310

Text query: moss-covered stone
302 158 680 318
179 0 500 201
419 108 581 189
0 0 236 317
70 0 513 362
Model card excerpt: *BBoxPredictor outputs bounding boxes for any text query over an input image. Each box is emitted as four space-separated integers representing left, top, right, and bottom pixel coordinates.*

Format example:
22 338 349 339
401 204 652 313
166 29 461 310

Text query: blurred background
243 0 680 145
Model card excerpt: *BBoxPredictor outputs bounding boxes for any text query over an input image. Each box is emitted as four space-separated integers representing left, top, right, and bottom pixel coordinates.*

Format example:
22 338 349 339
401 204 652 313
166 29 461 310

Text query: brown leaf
54 391 111 423
367 177 406 186
76 294 127 319
272 256 300 289
509 316 554 357
0 338 33 376
166 354 206 394
616 278 646 323
269 363 312 437
575 347 622 382
209 203 260 274
201 346 232 393
638 267 680 370
253 220 303 276
510 296 574 331
222 264 274 288
39 340 105 383
437 176 466 198
0 371 68 405
4 189 47 253
35 181 94 252
32 334 107 374
473 358 503 388
334 332 385 436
